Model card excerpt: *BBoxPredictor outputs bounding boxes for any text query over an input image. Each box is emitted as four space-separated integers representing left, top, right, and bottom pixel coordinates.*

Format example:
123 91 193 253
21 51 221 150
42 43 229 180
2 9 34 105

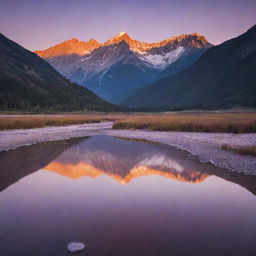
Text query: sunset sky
0 0 255 51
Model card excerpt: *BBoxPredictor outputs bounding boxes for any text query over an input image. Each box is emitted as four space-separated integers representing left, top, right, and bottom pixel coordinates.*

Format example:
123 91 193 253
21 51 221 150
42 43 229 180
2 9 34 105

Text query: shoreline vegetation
113 113 256 133
222 144 256 156
0 112 255 133
0 114 124 130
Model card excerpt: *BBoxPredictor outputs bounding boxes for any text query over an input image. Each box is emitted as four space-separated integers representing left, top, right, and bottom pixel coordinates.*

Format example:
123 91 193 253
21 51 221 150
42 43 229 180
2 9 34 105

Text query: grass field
113 113 256 133
0 113 256 133
0 114 126 130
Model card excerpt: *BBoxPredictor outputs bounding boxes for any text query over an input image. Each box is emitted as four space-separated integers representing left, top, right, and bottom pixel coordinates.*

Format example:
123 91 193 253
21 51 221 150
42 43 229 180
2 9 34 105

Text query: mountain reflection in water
43 136 208 184
0 135 256 195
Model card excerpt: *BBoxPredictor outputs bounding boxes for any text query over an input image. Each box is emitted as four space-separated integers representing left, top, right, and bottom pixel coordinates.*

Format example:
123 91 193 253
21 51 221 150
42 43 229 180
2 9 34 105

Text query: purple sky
0 0 255 51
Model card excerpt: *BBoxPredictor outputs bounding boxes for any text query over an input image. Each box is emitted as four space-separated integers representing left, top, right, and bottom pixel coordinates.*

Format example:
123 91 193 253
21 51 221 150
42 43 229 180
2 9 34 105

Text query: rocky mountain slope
0 33 117 111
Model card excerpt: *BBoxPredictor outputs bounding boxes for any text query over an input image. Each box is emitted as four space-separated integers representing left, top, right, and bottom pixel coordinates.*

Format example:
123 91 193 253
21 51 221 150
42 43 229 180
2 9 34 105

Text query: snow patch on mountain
138 46 185 69
137 154 184 172
118 32 127 36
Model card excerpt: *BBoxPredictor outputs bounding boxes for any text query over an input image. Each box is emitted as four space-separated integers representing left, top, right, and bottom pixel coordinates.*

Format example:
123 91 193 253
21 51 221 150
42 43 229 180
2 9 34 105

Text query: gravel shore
104 129 256 175
0 122 255 175
0 122 112 151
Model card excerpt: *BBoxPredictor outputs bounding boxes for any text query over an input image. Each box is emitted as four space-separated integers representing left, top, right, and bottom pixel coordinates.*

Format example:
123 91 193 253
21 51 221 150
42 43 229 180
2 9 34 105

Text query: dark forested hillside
0 33 118 112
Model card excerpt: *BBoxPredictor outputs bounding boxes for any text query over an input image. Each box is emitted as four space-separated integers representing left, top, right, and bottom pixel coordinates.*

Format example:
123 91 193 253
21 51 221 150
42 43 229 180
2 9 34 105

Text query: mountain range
123 25 256 109
1 25 255 111
0 33 117 111
35 32 212 103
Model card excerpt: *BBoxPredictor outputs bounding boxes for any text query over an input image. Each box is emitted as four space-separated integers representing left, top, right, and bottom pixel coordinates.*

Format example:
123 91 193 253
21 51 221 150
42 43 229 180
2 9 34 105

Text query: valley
0 2 255 254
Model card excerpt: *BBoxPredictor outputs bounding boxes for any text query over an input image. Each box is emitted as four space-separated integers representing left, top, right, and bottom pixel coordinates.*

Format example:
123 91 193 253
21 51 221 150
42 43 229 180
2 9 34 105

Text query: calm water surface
0 135 256 256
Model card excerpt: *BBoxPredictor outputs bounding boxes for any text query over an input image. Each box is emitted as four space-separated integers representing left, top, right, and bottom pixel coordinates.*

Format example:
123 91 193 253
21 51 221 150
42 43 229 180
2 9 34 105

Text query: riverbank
0 122 112 151
0 122 255 175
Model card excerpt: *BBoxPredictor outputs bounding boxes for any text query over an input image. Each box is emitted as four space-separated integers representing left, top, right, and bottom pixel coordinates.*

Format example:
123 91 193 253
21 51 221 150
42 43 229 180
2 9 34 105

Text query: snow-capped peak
117 31 127 37
110 31 129 40
102 32 132 47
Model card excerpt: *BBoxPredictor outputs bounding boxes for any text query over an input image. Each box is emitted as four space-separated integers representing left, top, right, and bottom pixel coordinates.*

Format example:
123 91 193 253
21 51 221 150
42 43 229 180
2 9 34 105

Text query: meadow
0 114 124 130
0 112 256 134
113 113 256 133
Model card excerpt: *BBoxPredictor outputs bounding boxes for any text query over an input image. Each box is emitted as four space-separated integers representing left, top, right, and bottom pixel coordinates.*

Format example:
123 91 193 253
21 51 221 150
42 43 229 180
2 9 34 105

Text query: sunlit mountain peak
117 31 128 37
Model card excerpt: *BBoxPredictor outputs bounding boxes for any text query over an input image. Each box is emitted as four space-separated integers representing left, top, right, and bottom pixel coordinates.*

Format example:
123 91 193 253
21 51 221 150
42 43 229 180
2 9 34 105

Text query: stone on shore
67 242 86 253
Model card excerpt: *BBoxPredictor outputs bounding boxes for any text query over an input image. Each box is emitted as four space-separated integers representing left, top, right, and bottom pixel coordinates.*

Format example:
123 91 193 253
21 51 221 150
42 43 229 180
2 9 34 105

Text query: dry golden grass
222 144 256 156
0 114 126 130
113 113 256 133
1 113 256 133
